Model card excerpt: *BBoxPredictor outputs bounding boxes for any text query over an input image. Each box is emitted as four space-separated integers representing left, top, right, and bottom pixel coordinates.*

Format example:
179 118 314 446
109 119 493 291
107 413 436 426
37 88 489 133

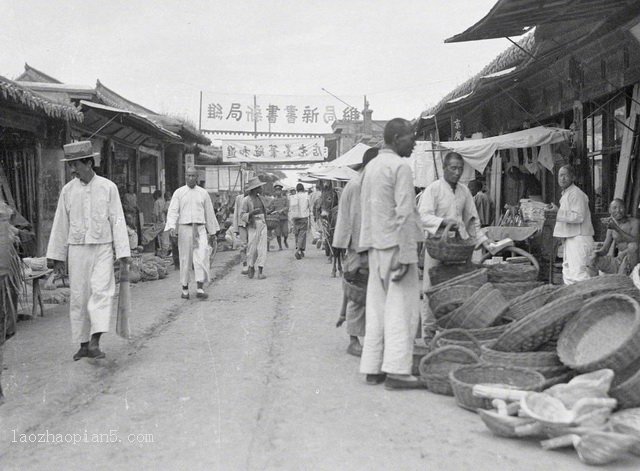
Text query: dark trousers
293 218 308 251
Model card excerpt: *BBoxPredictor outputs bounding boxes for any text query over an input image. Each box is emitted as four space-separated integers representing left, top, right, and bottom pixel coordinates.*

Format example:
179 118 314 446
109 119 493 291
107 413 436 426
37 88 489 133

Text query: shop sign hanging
220 137 327 163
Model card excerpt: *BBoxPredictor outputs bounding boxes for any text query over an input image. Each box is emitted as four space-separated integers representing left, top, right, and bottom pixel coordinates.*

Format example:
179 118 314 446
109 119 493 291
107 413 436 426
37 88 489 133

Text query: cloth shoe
384 376 427 390
365 373 387 385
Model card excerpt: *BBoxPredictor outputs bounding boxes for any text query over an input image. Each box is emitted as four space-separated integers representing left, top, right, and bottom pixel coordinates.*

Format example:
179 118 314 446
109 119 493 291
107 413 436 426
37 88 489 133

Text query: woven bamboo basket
480 247 540 283
425 268 488 297
411 343 430 376
610 356 640 409
265 214 280 231
428 284 477 318
557 294 640 373
491 292 587 352
434 324 511 349
419 344 480 396
533 364 572 379
425 222 476 262
493 281 544 301
449 365 545 411
445 283 509 329
504 284 559 322
548 274 640 304
479 345 562 368
430 329 483 355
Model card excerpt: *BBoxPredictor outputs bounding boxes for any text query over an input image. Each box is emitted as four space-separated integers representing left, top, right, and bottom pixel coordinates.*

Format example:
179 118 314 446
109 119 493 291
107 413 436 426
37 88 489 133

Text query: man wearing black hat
47 141 131 360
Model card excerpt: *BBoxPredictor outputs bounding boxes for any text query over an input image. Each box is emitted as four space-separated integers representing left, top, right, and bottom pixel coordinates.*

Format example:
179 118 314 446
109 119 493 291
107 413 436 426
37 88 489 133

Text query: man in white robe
333 147 379 357
47 141 131 360
552 164 594 284
359 118 425 390
232 191 249 274
240 177 269 279
165 167 220 299
418 152 489 341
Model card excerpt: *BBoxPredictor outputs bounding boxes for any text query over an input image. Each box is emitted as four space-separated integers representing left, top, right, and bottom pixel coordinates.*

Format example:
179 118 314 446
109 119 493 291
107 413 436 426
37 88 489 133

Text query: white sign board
221 137 326 163
201 93 362 134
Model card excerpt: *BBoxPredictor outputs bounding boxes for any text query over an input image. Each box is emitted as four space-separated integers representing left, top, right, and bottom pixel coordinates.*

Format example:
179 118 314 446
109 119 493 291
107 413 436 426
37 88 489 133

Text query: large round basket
434 324 511 349
419 344 480 396
493 281 544 301
429 284 478 318
490 292 588 352
444 283 509 329
548 274 640 304
449 365 545 411
479 345 562 368
424 222 476 263
342 279 366 306
426 268 488 297
557 294 640 373
504 284 559 322
480 247 540 283
542 371 576 389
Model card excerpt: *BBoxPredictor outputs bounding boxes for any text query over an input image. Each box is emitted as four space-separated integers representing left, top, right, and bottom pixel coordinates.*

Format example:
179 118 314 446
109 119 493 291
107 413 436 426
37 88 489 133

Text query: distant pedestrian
241 177 269 279
232 190 249 274
468 180 492 227
47 141 131 360
358 118 425 390
333 147 379 357
165 167 220 299
153 190 169 256
289 183 311 260
270 183 290 250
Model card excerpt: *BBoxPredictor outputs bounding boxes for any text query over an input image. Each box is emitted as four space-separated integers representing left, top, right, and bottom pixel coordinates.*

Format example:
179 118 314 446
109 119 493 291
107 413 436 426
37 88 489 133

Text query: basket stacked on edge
557 293 640 373
443 283 509 329
480 246 540 283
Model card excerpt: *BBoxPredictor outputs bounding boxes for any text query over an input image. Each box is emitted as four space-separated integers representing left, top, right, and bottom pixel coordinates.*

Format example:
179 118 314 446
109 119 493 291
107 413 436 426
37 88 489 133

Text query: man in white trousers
552 164 594 284
358 118 425 390
165 167 220 299
47 141 131 360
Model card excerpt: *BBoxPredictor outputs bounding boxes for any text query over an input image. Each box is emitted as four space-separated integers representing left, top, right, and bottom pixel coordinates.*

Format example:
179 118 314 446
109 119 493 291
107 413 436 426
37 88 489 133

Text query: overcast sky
1 0 515 125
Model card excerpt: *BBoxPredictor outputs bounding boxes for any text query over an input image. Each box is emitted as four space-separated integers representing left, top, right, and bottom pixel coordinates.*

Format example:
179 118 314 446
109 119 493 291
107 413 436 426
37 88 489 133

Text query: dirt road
1 247 637 470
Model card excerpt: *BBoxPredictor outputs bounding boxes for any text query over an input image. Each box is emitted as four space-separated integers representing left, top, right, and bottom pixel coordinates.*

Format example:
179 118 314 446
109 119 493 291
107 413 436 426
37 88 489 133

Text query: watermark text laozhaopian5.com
11 429 154 445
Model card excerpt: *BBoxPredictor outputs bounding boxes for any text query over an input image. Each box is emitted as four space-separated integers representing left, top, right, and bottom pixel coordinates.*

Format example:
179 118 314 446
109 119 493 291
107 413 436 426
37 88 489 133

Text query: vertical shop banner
451 115 464 141
201 93 362 134
221 137 327 163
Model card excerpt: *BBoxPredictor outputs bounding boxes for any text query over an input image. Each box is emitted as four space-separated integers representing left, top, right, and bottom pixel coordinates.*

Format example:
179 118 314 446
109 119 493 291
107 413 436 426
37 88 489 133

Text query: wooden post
35 141 44 255
572 100 590 206
614 83 640 200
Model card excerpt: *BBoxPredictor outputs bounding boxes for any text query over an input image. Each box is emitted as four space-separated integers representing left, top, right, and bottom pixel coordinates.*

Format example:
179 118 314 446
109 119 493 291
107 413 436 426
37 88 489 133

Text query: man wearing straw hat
240 177 269 279
47 141 131 360
165 167 220 299
418 152 489 342
232 190 249 275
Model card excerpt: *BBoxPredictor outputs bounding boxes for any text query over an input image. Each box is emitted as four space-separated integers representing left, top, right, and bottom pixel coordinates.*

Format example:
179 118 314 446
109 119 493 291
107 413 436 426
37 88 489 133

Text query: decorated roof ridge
422 32 535 117
0 75 83 122
96 80 210 145
95 80 158 116
15 63 63 84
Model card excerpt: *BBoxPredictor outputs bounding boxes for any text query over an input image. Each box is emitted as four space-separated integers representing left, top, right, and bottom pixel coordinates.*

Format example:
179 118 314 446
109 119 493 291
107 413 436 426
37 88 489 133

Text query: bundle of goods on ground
416 270 640 466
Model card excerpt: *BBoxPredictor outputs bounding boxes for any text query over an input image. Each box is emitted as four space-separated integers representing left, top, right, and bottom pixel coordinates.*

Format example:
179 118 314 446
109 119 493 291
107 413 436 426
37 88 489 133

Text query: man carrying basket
418 152 489 342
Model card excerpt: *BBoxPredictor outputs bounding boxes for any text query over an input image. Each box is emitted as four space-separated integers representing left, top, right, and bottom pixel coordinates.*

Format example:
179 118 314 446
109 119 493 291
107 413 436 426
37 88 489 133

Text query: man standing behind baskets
359 118 424 390
418 152 489 341
551 164 594 284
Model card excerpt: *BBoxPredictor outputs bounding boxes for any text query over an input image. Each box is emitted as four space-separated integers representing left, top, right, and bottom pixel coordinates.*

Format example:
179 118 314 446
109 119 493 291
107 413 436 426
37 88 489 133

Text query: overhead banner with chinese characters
201 93 363 134
221 138 327 163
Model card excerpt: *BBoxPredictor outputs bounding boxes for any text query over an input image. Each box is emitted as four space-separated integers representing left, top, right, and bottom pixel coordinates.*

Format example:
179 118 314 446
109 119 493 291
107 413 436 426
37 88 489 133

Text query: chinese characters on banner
451 115 464 141
201 93 363 134
221 138 327 163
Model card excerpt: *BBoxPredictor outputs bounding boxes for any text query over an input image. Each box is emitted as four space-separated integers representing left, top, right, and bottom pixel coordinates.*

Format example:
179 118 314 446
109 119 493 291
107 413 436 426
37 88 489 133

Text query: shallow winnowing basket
449 365 545 411
425 222 476 263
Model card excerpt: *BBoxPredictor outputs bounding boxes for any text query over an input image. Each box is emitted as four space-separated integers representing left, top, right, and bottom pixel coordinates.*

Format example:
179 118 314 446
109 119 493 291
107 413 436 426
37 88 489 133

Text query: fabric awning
80 101 182 143
308 166 359 182
423 126 572 173
327 143 371 168
446 0 630 43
